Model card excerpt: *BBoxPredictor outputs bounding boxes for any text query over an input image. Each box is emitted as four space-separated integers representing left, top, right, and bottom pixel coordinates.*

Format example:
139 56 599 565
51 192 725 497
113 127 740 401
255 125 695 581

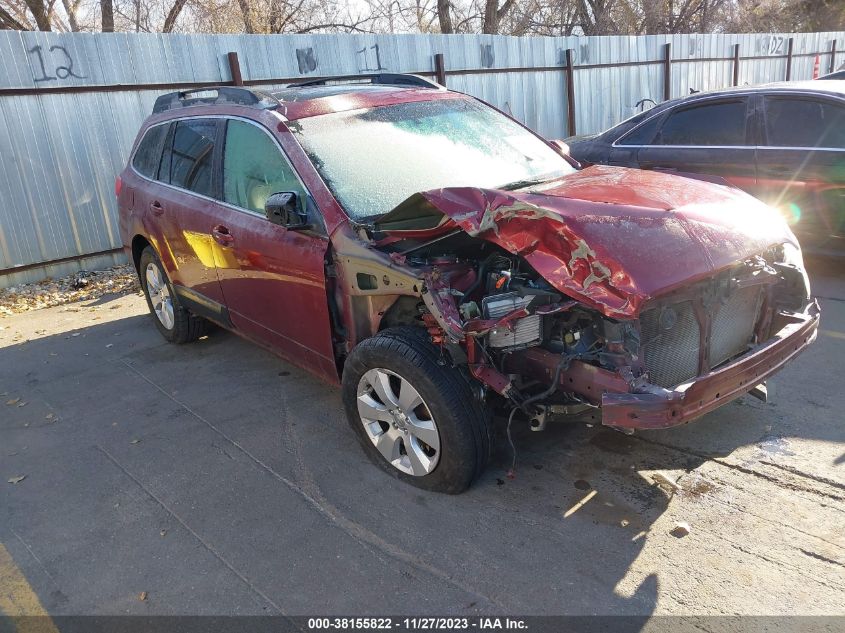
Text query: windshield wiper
498 175 555 191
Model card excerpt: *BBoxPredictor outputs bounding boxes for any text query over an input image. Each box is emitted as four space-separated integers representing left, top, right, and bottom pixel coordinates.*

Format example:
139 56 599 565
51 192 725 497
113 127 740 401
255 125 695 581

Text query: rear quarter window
616 114 662 145
132 124 168 179
165 119 218 198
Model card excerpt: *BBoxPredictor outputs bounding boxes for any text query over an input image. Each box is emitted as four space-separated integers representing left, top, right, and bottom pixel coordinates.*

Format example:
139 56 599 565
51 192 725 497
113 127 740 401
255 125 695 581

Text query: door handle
212 225 234 246
149 201 165 216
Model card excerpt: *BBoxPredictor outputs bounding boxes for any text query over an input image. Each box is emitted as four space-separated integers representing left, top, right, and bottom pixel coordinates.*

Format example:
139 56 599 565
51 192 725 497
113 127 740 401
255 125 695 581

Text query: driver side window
222 120 302 214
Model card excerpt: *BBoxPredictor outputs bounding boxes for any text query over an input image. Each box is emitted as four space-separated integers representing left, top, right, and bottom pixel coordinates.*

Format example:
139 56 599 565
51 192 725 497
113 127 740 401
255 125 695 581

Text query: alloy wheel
356 368 441 476
145 262 175 330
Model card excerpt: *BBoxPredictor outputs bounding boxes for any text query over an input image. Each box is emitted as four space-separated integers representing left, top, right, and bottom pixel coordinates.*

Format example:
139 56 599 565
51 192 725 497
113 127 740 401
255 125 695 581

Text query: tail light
114 175 123 198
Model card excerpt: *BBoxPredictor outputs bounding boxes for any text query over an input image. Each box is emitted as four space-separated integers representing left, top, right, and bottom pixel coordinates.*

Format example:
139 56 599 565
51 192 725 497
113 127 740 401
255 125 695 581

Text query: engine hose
519 354 573 413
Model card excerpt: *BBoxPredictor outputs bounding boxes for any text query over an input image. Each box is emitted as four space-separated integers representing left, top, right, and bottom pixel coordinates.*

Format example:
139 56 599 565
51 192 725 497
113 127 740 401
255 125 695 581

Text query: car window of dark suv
222 119 303 214
163 119 217 198
616 111 662 145
763 97 845 148
655 99 747 146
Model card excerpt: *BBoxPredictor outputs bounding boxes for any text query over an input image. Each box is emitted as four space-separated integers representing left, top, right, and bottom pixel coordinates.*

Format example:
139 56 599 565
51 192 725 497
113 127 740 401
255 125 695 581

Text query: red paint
379 166 796 319
280 87 462 121
119 83 817 437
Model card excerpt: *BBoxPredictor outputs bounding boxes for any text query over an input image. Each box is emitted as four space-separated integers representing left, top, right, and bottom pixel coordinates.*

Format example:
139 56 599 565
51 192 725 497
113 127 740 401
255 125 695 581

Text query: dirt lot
1 259 843 618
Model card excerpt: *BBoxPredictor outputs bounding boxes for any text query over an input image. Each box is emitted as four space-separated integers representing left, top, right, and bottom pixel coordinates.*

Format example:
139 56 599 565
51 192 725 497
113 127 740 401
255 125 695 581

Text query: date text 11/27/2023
307 618 528 630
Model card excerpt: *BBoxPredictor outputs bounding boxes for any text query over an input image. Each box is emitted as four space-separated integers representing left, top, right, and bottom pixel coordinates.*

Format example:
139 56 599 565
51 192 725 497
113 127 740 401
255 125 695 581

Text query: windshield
289 98 576 221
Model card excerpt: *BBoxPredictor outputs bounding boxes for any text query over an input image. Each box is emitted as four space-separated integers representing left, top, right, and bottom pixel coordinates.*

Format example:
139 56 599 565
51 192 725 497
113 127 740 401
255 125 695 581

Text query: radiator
639 286 762 389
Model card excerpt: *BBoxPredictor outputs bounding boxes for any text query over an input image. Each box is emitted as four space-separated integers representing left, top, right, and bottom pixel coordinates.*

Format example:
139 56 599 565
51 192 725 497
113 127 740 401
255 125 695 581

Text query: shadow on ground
0 257 843 617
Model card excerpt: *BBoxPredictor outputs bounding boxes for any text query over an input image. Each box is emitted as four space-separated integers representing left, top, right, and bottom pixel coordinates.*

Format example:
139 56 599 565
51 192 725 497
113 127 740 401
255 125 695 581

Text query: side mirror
265 192 310 230
549 139 570 156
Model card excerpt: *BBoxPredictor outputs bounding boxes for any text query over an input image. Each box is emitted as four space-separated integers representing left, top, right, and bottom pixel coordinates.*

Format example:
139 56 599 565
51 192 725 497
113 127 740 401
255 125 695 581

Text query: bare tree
23 0 51 28
60 0 80 29
436 0 452 31
480 0 515 32
0 2 28 26
100 0 113 29
161 0 185 30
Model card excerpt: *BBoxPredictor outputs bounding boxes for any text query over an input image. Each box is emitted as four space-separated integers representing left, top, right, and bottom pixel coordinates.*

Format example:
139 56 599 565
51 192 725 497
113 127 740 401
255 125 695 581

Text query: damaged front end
347 176 819 432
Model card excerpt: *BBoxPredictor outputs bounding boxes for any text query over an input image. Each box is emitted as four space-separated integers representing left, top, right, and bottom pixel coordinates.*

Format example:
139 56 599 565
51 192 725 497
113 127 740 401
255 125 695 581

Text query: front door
210 118 337 382
635 97 757 190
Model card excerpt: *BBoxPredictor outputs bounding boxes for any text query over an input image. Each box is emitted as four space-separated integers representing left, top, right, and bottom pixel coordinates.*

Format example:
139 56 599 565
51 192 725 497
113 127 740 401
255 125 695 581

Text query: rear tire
138 246 208 344
342 326 491 493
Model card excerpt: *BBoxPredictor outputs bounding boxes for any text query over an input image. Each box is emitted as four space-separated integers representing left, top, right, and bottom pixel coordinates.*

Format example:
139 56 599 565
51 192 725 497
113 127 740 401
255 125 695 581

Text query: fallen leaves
139 591 148 601
0 265 138 316
6 398 20 405
7 475 26 484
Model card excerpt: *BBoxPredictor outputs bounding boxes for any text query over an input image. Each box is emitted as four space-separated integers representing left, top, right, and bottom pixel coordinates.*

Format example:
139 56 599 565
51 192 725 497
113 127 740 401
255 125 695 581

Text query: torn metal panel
375 165 796 319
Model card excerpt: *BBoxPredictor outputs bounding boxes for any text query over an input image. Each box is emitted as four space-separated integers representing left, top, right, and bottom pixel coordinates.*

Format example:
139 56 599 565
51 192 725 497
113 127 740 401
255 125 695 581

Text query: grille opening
640 286 764 389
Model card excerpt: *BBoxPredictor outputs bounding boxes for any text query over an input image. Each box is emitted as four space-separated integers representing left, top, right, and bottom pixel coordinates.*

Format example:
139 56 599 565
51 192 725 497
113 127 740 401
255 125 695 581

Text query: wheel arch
131 235 152 273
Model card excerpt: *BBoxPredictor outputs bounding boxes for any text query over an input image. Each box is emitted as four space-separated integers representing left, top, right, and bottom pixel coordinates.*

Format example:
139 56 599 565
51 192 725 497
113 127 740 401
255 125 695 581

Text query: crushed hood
375 165 796 318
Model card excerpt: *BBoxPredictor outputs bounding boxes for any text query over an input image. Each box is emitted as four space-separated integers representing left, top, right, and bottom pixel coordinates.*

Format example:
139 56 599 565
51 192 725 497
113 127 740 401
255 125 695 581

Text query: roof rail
288 73 441 90
152 86 281 114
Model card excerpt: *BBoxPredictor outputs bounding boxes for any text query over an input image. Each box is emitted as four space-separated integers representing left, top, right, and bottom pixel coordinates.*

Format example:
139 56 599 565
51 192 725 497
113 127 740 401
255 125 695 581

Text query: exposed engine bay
328 181 819 432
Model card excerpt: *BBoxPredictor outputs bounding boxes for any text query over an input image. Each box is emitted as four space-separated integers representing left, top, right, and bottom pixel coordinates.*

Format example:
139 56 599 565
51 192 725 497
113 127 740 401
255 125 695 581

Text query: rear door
147 117 228 312
757 94 845 252
635 97 757 189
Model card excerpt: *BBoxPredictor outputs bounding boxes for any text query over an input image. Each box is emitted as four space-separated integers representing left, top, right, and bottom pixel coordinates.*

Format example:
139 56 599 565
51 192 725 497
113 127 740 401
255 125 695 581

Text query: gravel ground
0 265 139 317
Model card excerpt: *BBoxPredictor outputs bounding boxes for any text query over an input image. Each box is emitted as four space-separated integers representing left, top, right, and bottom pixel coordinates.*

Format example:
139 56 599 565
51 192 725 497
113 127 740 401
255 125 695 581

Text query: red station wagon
117 74 820 493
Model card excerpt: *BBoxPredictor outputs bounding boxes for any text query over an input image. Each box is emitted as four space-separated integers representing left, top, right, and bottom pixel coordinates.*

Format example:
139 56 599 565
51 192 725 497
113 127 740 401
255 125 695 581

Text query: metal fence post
565 48 576 136
663 43 672 101
831 39 838 74
732 43 740 86
785 37 794 81
434 53 446 87
227 51 244 86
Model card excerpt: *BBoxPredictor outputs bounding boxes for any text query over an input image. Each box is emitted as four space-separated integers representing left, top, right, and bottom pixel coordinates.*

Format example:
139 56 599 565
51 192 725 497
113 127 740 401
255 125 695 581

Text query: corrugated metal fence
0 30 843 287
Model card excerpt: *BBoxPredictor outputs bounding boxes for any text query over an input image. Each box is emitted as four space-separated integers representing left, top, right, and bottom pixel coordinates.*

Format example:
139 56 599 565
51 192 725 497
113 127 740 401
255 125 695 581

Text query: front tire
138 246 208 344
342 327 491 493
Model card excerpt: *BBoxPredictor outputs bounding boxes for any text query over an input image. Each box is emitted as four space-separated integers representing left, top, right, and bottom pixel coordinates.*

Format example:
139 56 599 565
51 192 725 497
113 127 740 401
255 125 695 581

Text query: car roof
149 76 466 123
272 84 464 120
665 80 845 105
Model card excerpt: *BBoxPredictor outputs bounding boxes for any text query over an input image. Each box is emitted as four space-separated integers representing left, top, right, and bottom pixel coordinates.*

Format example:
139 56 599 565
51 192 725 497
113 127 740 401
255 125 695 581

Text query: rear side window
656 100 747 146
764 97 845 148
222 120 302 214
132 124 168 179
166 119 217 197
